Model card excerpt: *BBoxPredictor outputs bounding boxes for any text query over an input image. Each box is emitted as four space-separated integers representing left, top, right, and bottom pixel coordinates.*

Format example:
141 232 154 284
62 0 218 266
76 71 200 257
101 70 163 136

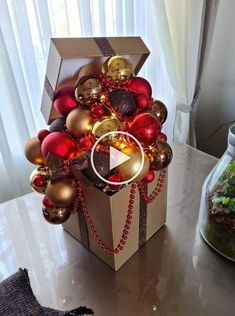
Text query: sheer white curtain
0 0 174 202
152 0 219 146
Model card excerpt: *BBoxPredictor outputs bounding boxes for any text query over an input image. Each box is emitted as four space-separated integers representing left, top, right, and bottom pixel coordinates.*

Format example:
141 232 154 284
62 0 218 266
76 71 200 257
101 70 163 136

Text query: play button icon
91 131 145 186
109 146 131 170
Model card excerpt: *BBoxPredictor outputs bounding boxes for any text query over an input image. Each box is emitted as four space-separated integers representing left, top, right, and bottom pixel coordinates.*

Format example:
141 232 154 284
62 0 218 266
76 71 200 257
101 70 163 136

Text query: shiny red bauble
79 136 95 150
158 132 167 142
127 112 161 146
42 195 55 208
37 129 50 143
107 174 122 190
41 132 76 160
32 174 47 187
127 77 152 97
91 104 104 118
54 87 77 116
135 95 151 110
143 170 155 183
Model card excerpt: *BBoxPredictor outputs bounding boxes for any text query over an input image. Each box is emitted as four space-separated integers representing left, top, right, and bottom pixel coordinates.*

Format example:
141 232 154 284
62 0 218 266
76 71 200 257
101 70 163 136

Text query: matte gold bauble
116 147 150 182
92 117 121 144
148 141 172 171
30 166 51 194
75 75 102 101
66 107 92 138
152 100 168 124
45 177 76 207
25 137 44 165
103 56 133 81
42 206 71 224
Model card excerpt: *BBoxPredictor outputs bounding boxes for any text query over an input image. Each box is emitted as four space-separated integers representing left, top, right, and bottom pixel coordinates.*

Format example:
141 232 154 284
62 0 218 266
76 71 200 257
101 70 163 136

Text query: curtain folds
0 0 174 202
152 0 220 146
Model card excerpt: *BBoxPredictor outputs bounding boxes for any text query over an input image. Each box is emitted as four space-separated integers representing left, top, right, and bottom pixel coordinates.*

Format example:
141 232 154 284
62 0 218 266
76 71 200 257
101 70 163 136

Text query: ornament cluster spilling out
25 55 172 225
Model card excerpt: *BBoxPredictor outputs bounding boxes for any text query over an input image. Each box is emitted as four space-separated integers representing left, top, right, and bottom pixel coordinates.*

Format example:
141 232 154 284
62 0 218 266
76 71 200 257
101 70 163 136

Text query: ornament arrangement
25 55 172 253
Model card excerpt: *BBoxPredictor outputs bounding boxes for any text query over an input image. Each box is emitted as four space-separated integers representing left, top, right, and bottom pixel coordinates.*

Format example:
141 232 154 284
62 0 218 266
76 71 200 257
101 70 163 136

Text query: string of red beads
76 182 137 254
138 169 166 203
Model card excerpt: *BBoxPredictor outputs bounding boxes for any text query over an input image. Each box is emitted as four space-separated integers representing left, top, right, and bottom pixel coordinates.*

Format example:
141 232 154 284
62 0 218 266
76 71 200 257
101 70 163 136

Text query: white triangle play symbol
109 146 131 171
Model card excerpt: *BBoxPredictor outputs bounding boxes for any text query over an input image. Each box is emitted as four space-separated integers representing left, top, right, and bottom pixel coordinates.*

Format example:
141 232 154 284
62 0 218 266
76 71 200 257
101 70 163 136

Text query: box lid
41 37 150 124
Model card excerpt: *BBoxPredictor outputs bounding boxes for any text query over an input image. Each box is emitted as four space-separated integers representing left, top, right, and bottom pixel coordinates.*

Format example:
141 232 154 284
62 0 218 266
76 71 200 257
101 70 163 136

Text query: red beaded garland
75 181 137 254
138 169 166 203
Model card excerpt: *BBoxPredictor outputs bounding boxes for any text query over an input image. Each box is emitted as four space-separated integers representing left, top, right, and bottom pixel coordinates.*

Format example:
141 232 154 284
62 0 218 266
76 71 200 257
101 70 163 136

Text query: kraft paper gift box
41 37 168 271
62 172 167 271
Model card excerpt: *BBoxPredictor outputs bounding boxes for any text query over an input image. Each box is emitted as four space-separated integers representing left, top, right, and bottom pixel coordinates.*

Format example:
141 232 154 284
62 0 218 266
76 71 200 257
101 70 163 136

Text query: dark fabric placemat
0 268 94 315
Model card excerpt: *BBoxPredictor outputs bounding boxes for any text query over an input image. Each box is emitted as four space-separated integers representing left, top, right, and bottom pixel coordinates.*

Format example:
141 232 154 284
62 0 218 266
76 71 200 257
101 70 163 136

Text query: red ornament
127 77 152 97
158 132 167 142
143 170 155 183
42 195 55 208
91 104 105 118
127 112 161 146
107 174 122 190
41 132 76 160
32 174 47 187
135 95 151 110
37 129 50 143
79 136 95 150
54 87 77 116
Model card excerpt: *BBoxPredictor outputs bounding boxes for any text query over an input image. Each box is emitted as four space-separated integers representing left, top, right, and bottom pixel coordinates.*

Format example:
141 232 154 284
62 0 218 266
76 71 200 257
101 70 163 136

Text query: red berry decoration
91 104 105 118
42 195 55 208
158 132 167 142
54 87 77 116
135 95 151 110
127 77 152 97
107 174 122 190
143 170 155 183
79 136 95 150
32 174 47 187
37 129 50 143
127 112 161 146
41 132 76 160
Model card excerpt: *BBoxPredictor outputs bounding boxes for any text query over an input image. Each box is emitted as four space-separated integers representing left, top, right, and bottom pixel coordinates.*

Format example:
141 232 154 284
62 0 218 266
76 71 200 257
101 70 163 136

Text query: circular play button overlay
91 131 144 186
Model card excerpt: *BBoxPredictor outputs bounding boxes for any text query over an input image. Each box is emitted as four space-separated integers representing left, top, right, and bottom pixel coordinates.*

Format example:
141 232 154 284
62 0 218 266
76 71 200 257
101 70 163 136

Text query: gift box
62 171 167 271
41 37 150 124
24 36 172 272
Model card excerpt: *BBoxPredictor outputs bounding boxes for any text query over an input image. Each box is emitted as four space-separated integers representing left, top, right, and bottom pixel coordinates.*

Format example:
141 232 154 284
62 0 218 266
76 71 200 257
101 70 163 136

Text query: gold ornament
30 166 51 194
152 100 168 124
102 56 133 81
66 107 92 138
116 146 150 182
75 75 102 101
45 177 76 207
147 141 172 171
42 206 71 224
25 137 44 165
92 116 121 144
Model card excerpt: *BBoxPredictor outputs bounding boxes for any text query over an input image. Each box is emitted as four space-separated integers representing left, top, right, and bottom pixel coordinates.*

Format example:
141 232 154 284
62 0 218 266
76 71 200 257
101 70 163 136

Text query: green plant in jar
199 126 235 262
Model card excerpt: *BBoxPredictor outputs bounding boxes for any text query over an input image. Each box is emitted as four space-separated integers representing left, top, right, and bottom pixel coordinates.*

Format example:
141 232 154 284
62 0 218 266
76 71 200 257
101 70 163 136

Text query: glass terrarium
199 125 235 262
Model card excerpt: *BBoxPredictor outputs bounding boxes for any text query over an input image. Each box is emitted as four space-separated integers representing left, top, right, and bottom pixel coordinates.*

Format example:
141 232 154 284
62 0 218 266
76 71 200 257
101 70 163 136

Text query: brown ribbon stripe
77 205 90 249
138 182 148 248
44 76 55 101
94 37 115 56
